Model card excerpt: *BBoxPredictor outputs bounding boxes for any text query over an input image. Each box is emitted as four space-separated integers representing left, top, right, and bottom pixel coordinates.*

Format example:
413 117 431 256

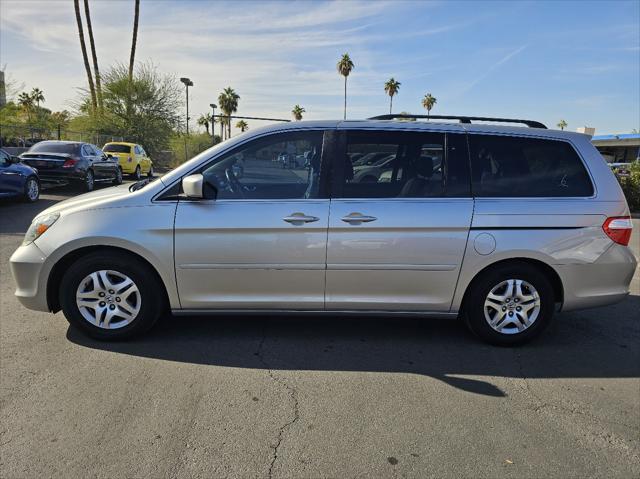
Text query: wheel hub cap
483 279 541 335
75 270 141 329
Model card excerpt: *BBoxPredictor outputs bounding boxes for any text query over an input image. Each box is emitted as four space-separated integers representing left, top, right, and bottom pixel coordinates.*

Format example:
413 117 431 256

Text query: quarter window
335 131 470 198
200 131 324 200
468 134 593 197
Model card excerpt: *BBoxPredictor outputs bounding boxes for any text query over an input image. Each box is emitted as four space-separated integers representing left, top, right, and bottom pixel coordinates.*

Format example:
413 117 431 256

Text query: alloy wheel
26 178 39 201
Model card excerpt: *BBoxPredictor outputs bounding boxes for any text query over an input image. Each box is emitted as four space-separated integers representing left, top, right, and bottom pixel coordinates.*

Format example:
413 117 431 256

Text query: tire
22 176 40 202
59 251 165 340
113 167 123 185
463 262 555 346
131 165 141 180
147 165 154 178
83 169 95 192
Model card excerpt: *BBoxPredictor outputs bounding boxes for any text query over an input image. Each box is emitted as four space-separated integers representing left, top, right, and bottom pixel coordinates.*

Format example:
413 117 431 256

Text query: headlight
23 213 60 245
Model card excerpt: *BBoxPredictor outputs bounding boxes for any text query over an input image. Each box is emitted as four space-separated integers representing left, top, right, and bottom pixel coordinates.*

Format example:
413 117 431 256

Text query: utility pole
180 77 193 135
209 103 217 145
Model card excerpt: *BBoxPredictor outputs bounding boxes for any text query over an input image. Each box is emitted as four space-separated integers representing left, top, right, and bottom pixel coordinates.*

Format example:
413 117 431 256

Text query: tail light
603 216 633 246
127 156 132 162
62 158 78 168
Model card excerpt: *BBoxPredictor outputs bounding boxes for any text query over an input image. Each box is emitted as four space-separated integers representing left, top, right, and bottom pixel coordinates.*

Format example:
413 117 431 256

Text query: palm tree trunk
74 0 97 112
228 116 231 138
129 0 140 83
83 0 102 111
389 96 392 114
343 76 347 120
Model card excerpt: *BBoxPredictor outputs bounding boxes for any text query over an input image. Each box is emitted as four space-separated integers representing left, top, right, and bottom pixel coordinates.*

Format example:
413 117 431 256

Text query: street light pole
209 103 217 145
180 77 193 135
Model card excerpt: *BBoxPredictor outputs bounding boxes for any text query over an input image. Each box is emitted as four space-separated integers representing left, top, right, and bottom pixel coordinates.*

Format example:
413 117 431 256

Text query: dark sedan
20 141 122 192
0 148 40 202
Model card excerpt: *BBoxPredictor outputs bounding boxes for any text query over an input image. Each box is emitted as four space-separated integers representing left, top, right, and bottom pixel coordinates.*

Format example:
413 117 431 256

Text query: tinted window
82 145 93 156
469 134 593 197
103 144 131 153
0 149 9 165
201 131 324 200
29 142 81 155
335 131 470 198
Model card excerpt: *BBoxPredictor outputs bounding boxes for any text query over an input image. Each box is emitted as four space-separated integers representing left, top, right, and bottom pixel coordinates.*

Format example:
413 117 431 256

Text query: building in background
592 133 640 177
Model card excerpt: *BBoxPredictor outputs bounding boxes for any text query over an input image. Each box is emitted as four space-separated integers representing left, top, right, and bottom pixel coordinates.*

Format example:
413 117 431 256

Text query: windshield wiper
129 178 151 192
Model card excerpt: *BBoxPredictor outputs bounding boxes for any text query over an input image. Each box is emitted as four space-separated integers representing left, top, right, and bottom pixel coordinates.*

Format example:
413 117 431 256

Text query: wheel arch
47 245 170 313
458 257 564 313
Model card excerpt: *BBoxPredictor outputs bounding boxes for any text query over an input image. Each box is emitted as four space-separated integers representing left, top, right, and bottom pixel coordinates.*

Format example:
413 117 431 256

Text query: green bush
618 160 640 212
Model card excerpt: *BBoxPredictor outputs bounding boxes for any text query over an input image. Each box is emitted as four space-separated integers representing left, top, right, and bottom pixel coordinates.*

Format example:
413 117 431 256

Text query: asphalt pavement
1 186 638 478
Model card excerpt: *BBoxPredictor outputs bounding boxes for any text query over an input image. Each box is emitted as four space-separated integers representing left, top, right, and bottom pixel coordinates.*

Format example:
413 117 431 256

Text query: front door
174 129 330 310
326 128 473 312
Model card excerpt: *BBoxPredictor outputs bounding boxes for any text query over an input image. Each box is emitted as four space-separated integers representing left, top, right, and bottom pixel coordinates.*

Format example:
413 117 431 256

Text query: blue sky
1 0 638 134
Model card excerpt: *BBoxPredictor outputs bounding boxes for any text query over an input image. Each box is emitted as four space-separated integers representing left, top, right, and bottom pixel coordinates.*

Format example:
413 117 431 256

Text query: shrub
618 160 640 212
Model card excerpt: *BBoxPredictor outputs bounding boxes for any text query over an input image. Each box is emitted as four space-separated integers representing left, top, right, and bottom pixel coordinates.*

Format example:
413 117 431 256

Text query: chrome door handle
341 213 378 224
283 213 320 225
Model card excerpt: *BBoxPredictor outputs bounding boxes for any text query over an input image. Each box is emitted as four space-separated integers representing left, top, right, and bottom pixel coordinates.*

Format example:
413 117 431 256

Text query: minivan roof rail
367 114 547 129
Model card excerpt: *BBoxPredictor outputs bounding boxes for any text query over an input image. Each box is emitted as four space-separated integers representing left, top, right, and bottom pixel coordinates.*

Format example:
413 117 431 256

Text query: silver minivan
10 116 637 345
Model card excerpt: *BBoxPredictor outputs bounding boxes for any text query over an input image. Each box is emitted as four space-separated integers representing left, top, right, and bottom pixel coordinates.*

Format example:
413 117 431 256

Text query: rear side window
335 130 470 198
468 134 593 197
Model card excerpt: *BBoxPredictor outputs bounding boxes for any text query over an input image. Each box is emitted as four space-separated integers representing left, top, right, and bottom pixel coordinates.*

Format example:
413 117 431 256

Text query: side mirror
182 173 209 199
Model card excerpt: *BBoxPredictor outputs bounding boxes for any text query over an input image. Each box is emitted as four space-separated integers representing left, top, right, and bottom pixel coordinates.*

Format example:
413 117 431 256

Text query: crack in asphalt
512 350 639 461
256 322 300 479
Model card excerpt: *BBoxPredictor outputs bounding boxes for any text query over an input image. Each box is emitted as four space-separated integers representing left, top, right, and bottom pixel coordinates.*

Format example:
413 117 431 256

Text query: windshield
103 144 132 153
28 142 80 154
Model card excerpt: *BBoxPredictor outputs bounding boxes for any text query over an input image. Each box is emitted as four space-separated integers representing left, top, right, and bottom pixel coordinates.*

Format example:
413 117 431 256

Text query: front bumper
9 241 50 312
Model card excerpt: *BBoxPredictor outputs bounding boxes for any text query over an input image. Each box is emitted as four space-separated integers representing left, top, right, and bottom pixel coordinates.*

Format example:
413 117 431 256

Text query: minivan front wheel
59 252 164 340
463 262 554 345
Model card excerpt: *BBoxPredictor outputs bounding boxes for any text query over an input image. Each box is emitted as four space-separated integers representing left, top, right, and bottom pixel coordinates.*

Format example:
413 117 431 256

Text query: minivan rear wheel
463 262 554 346
59 251 164 340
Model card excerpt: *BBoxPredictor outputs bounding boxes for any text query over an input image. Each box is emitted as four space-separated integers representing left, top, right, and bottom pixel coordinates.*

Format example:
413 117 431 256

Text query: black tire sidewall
84 170 94 191
113 167 123 185
464 263 554 346
59 252 163 340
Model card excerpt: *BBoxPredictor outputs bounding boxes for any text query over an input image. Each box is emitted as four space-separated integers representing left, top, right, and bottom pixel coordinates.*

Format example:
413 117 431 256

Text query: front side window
468 134 593 197
0 149 9 166
200 130 324 200
335 130 470 198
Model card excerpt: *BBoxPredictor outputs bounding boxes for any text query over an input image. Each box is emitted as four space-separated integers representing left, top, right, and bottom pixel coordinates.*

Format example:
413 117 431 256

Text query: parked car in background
103 142 153 180
20 141 122 192
9 116 637 345
0 148 40 202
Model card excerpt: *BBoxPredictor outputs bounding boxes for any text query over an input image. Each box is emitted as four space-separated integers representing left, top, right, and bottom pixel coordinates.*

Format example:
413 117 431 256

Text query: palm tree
557 119 568 131
129 0 140 83
83 0 102 110
421 93 437 119
197 113 212 135
384 78 401 114
218 87 240 139
30 88 44 108
336 53 354 120
17 92 34 123
236 120 249 132
73 0 96 112
291 104 305 121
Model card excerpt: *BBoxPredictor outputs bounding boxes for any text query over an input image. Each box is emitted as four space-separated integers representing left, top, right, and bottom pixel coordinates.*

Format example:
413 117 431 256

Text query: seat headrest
415 156 434 178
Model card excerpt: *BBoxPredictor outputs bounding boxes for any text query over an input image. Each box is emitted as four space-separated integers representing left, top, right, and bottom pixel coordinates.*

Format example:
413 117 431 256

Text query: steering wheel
225 167 245 198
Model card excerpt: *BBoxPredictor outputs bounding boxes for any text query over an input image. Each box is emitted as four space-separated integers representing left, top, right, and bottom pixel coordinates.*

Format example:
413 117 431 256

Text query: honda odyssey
10 115 637 345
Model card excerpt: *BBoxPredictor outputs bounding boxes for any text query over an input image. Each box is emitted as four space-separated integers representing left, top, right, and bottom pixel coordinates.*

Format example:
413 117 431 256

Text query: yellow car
102 142 153 180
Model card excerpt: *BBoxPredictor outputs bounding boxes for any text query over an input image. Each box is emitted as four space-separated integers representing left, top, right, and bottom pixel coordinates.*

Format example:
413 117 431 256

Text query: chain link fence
0 124 123 151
